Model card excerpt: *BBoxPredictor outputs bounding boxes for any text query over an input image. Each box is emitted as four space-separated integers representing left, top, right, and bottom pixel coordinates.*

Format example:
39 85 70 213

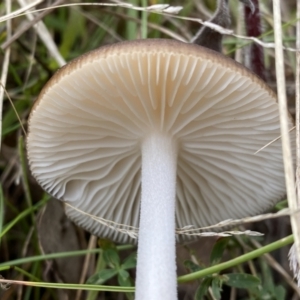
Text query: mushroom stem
136 132 178 300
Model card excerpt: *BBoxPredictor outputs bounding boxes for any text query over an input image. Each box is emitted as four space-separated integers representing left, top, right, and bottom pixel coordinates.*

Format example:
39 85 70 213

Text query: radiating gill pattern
28 45 292 243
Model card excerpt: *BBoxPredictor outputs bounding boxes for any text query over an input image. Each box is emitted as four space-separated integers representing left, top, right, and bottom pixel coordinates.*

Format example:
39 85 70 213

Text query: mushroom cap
27 39 293 243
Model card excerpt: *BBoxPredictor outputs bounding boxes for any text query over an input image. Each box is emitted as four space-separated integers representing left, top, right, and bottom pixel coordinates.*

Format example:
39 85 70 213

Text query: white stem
135 133 178 300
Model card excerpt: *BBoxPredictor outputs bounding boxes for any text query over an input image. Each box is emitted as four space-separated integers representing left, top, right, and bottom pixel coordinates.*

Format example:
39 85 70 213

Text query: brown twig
75 235 98 300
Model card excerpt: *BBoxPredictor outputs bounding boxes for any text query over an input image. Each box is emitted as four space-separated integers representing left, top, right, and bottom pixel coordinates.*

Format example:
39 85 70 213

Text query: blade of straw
272 0 300 270
296 0 300 215
0 0 12 150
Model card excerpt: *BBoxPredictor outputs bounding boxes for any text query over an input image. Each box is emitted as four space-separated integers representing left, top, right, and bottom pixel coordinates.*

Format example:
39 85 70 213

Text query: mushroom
27 39 293 299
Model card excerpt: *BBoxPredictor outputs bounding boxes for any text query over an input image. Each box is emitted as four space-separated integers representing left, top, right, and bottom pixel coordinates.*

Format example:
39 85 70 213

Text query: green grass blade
0 184 3 244
178 235 294 283
0 196 49 239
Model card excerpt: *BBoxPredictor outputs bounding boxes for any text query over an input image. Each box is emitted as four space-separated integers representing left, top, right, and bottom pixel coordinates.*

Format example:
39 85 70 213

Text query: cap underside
27 39 293 243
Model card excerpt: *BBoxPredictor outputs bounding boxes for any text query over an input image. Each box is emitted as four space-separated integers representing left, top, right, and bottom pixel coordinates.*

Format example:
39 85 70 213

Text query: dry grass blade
193 0 212 19
75 235 97 300
0 0 12 151
103 9 187 41
66 203 295 239
17 0 65 67
0 0 43 23
288 0 300 288
296 0 300 239
3 2 297 52
272 0 300 278
184 230 263 237
1 2 183 23
178 208 298 232
254 126 295 154
78 9 123 42
0 83 27 136
1 0 65 50
160 14 298 52
296 0 300 189
1 1 183 50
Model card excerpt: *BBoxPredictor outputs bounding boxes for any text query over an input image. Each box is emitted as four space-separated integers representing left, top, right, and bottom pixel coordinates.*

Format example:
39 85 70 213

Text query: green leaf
126 0 138 40
118 269 130 286
118 270 134 300
184 260 202 273
86 269 118 285
125 292 134 300
274 200 287 211
211 277 222 300
260 259 275 292
210 238 229 265
223 273 260 289
99 239 116 250
274 285 286 300
122 253 137 270
59 9 85 57
103 249 120 268
195 277 212 300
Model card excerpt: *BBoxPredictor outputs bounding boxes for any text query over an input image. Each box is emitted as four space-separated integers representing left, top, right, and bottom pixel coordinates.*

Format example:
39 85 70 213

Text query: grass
0 1 299 299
